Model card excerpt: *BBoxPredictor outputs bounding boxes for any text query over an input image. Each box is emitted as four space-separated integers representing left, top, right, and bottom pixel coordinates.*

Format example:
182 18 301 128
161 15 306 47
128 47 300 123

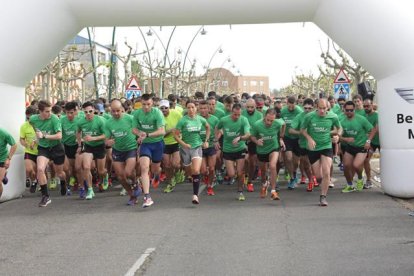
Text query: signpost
125 75 142 100
333 68 350 99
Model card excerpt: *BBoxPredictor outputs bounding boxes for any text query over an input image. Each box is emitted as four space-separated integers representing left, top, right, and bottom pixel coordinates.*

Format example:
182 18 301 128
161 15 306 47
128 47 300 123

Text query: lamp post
203 46 223 92
138 27 155 94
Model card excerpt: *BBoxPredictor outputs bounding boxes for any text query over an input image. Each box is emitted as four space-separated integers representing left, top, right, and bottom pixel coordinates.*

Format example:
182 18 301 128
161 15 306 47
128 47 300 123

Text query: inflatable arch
1 0 414 201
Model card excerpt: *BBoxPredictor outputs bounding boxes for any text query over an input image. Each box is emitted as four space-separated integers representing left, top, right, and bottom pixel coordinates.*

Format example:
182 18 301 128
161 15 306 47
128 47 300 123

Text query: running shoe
38 195 51 207
48 178 57 190
192 195 200 204
364 180 373 189
271 191 280 200
178 170 186 183
287 179 296 190
319 195 328 207
307 181 313 192
127 196 138 206
356 179 364 191
284 172 290 181
133 185 142 197
247 182 254 192
160 172 166 182
260 186 268 198
216 171 224 185
26 178 31 188
342 185 356 193
142 196 154 208
203 175 209 185
163 178 176 193
60 181 67 196
85 188 94 200
69 176 76 187
229 178 236 185
152 175 160 189
313 176 319 187
238 193 246 201
66 187 72 196
329 182 335 188
79 188 86 199
30 181 38 193
207 186 215 196
120 188 127 196
300 176 306 184
102 173 109 190
2 173 8 185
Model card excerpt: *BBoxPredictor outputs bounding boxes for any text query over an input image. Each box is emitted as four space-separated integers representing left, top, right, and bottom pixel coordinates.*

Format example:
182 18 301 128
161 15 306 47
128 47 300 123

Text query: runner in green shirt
280 96 303 189
105 99 140 206
363 98 380 189
251 108 285 201
0 127 17 199
215 103 250 201
174 100 210 204
301 98 341 207
242 98 263 193
198 100 219 196
77 101 107 200
132 93 166 208
30 100 66 207
339 100 375 193
20 106 38 192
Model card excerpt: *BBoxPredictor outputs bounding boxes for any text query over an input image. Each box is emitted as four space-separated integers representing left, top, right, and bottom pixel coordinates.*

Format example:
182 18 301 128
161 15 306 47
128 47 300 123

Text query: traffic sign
125 89 141 100
334 68 350 83
126 75 141 90
334 83 350 99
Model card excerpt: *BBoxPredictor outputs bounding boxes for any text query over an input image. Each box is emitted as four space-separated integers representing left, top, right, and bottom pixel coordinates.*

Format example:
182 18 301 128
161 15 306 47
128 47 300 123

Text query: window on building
259 81 264 86
250 80 257 86
243 80 247 86
97 52 106 63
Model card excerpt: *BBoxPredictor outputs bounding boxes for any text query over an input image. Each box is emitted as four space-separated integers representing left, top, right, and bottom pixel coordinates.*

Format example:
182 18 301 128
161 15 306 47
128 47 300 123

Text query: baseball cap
160 99 170 108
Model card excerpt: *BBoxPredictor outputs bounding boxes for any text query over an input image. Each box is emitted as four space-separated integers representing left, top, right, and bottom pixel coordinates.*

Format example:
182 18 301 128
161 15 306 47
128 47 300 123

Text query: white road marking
124 247 156 276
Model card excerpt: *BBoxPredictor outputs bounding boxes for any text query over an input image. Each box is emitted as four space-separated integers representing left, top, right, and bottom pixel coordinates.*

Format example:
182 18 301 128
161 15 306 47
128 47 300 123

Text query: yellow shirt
164 109 182 145
20 121 38 155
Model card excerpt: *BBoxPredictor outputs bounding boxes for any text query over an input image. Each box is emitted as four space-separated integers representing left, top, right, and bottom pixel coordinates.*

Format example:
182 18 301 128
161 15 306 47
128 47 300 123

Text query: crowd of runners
0 90 380 208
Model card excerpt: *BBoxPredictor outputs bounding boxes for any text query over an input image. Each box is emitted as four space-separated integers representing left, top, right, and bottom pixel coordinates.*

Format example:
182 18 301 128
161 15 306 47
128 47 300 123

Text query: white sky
79 22 332 90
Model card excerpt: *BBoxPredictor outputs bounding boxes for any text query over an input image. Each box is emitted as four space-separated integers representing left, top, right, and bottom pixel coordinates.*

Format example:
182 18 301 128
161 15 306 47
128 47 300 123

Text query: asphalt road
1 160 414 276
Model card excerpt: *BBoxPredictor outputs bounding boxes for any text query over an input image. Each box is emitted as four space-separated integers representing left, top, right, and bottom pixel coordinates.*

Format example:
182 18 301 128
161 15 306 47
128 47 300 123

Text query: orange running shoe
271 191 280 200
307 181 314 192
300 176 306 184
207 186 215 196
152 175 160 189
313 176 319 187
247 182 254 192
260 185 268 198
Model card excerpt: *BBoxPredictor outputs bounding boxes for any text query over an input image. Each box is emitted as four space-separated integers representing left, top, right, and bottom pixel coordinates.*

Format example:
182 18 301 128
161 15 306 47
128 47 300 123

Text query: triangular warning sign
126 75 141 90
334 68 350 83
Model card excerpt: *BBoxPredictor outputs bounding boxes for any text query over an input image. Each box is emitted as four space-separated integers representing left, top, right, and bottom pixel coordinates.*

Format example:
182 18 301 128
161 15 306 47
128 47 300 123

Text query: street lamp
203 45 224 92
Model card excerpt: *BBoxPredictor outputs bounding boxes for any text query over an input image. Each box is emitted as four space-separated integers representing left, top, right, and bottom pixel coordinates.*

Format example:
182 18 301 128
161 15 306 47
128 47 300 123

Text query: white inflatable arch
1 0 414 201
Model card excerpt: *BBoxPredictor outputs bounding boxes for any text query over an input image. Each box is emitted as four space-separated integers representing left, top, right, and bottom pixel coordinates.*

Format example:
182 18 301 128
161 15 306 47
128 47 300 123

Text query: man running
0 128 17 199
215 103 250 201
132 93 166 208
20 106 38 193
301 99 341 206
30 100 66 207
363 98 380 189
250 109 285 200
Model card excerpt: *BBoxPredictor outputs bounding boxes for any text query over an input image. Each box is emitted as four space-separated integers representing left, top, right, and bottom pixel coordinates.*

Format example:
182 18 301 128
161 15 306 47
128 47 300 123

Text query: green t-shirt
176 115 207 149
77 116 106 147
132 107 165 143
301 111 341 151
281 105 303 139
223 109 232 117
104 114 137 151
242 109 263 127
216 101 225 111
251 119 284 154
0 128 16 162
331 103 342 115
290 112 308 149
340 114 373 147
212 108 225 120
20 121 38 155
355 108 365 117
102 113 112 120
216 115 250 153
200 115 219 148
29 114 62 148
365 111 380 146
60 116 79 146
164 109 182 145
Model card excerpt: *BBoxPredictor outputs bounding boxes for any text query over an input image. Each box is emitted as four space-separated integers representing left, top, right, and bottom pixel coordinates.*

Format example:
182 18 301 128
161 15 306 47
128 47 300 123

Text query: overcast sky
79 22 332 89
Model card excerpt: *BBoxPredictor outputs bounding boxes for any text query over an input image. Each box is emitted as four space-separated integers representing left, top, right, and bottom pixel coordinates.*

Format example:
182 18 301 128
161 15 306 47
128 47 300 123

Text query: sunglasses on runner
345 109 354 112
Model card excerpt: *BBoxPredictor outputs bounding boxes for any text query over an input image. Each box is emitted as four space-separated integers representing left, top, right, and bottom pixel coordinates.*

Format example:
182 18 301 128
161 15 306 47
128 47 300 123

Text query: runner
301 99 341 206
339 101 375 193
174 100 210 204
215 103 250 201
30 100 67 207
105 99 140 205
198 100 219 196
20 106 38 193
0 128 17 198
242 99 263 192
160 99 183 193
363 98 380 189
250 108 285 200
132 93 166 208
77 101 107 200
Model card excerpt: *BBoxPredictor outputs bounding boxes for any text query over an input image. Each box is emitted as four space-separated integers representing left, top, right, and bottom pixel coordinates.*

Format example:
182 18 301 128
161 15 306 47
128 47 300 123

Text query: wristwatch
366 139 371 143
